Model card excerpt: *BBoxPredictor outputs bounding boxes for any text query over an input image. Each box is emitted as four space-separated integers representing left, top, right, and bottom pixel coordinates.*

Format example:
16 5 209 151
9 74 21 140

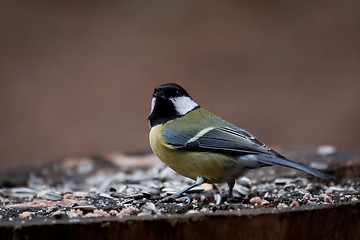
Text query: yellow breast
149 123 237 182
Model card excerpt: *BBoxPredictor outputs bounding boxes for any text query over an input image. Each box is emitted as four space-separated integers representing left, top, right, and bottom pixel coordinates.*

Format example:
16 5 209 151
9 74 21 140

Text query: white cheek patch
150 97 156 114
170 96 199 116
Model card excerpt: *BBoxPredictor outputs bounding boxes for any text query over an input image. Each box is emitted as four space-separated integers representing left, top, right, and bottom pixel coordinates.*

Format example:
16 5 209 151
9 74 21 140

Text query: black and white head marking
148 83 200 127
169 96 199 116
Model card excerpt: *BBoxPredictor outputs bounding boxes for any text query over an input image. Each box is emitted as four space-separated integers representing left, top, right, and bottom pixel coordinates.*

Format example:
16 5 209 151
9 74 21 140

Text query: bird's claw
175 196 191 204
156 195 191 205
155 196 172 205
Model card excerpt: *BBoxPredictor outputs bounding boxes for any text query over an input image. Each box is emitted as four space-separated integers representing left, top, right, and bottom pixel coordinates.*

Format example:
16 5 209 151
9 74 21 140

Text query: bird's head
148 83 199 127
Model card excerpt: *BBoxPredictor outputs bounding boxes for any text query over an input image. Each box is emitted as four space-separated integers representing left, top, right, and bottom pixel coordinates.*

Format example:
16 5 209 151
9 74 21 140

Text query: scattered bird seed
19 211 32 219
330 186 345 192
277 203 288 209
0 153 358 221
37 191 63 201
99 193 114 199
284 183 296 191
290 201 299 207
317 145 336 156
52 210 67 219
214 194 222 205
250 197 262 205
73 205 97 212
185 210 200 215
274 178 295 185
310 162 329 170
73 192 90 198
11 187 36 199
142 202 158 215
234 181 251 196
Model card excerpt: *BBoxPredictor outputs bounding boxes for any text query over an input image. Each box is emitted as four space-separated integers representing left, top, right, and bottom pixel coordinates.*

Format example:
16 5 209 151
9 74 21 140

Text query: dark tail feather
255 154 334 180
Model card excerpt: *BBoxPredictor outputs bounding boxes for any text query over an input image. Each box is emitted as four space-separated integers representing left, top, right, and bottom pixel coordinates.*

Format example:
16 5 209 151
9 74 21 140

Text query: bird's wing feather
247 154 334 180
163 126 280 156
163 126 334 180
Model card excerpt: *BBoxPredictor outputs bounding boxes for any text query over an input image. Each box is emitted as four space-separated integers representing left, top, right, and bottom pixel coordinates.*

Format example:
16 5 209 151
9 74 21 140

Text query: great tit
148 83 333 203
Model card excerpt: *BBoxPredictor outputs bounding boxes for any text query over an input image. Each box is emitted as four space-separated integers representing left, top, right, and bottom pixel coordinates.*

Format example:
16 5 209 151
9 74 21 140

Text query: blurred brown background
1 1 360 167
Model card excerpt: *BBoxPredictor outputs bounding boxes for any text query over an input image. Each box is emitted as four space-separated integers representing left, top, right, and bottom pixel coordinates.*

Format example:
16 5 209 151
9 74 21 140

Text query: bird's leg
227 180 235 199
156 176 205 205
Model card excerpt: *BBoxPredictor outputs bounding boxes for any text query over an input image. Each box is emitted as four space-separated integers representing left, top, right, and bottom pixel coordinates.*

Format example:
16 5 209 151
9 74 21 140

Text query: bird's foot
156 194 191 205
156 177 205 205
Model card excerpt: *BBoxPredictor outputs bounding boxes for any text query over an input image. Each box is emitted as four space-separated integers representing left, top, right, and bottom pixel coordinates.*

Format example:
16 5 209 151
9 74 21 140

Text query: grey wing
162 126 334 180
162 126 282 157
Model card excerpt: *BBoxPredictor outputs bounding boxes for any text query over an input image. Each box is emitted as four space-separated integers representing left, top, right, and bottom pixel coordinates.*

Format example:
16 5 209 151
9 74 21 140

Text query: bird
148 83 333 203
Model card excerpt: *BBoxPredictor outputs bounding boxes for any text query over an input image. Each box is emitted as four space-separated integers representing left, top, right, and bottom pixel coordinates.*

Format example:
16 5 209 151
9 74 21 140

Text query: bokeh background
1 1 360 167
